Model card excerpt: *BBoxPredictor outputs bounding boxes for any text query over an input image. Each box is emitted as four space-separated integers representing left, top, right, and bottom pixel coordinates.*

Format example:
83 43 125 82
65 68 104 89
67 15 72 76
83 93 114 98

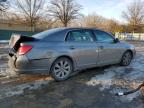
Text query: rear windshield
32 28 63 39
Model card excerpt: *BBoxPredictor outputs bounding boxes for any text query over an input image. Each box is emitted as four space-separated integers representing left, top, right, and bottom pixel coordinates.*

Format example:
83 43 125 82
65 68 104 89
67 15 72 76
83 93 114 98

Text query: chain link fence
115 33 144 41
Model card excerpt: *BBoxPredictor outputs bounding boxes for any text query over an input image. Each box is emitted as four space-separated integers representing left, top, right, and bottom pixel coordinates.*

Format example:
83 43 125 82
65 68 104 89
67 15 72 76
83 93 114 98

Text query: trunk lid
9 33 37 52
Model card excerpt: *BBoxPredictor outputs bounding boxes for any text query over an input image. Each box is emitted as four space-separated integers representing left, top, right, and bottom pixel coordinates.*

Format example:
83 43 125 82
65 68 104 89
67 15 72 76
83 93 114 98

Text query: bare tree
14 0 45 31
122 0 144 32
84 13 106 28
48 0 82 27
0 0 9 19
83 13 122 33
106 19 123 34
0 0 7 11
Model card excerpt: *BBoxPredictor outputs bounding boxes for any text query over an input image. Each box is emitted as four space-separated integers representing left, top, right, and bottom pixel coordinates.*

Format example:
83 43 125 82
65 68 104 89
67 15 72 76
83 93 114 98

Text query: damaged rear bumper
9 54 54 75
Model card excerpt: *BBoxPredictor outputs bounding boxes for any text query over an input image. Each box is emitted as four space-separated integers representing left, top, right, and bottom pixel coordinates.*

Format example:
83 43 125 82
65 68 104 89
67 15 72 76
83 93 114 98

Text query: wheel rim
122 52 132 65
53 60 71 79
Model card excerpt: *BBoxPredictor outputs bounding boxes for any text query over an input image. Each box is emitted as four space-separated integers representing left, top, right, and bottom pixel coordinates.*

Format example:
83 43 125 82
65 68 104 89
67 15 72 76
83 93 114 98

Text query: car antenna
115 82 144 96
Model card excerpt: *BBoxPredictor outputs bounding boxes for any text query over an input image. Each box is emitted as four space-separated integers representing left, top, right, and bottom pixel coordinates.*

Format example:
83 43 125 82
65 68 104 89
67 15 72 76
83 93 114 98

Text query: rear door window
66 30 82 42
66 30 95 42
81 30 95 42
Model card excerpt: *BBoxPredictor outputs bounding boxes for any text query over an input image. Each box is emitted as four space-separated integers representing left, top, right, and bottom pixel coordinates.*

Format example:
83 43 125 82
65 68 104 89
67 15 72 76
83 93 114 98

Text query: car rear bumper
9 54 55 75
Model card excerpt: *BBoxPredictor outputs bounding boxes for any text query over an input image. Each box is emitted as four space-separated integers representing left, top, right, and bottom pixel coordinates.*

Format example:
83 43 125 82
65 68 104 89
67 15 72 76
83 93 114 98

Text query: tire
50 57 73 81
120 51 133 66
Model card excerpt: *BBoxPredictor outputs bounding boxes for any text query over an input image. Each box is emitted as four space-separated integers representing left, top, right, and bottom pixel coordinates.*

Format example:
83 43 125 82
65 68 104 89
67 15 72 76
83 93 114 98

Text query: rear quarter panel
23 41 78 70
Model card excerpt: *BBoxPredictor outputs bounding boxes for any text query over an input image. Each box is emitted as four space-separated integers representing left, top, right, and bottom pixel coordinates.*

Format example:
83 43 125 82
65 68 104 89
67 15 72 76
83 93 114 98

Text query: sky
77 0 134 22
8 0 143 23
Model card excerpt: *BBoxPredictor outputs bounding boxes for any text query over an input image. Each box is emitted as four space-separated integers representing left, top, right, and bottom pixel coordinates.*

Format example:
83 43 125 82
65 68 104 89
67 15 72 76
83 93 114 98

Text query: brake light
18 45 33 55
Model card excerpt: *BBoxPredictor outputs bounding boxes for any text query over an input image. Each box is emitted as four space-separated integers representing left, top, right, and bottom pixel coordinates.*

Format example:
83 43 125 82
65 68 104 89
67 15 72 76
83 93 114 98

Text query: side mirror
114 38 120 43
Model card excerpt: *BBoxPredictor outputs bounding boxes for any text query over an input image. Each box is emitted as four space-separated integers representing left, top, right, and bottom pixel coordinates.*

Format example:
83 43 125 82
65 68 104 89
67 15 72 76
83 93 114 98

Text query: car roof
56 27 100 31
34 27 109 42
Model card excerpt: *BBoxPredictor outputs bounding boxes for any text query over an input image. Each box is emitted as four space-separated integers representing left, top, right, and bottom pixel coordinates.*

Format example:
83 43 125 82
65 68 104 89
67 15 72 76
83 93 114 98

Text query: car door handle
69 46 75 50
99 46 104 49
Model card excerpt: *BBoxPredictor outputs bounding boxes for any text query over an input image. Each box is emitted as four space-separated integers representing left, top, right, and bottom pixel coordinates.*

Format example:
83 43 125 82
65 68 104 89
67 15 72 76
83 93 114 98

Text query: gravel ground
0 41 144 108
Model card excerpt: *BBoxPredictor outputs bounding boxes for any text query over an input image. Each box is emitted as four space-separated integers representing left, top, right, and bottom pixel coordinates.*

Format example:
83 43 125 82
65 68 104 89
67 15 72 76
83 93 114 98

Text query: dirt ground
0 41 144 108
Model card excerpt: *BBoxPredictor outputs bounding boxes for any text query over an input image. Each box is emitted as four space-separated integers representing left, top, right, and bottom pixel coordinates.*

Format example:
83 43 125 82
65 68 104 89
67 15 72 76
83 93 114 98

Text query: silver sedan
9 28 136 81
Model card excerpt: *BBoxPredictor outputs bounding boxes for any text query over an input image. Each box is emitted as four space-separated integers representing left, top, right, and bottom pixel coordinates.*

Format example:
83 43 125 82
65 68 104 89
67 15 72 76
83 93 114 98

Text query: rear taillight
18 45 33 55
